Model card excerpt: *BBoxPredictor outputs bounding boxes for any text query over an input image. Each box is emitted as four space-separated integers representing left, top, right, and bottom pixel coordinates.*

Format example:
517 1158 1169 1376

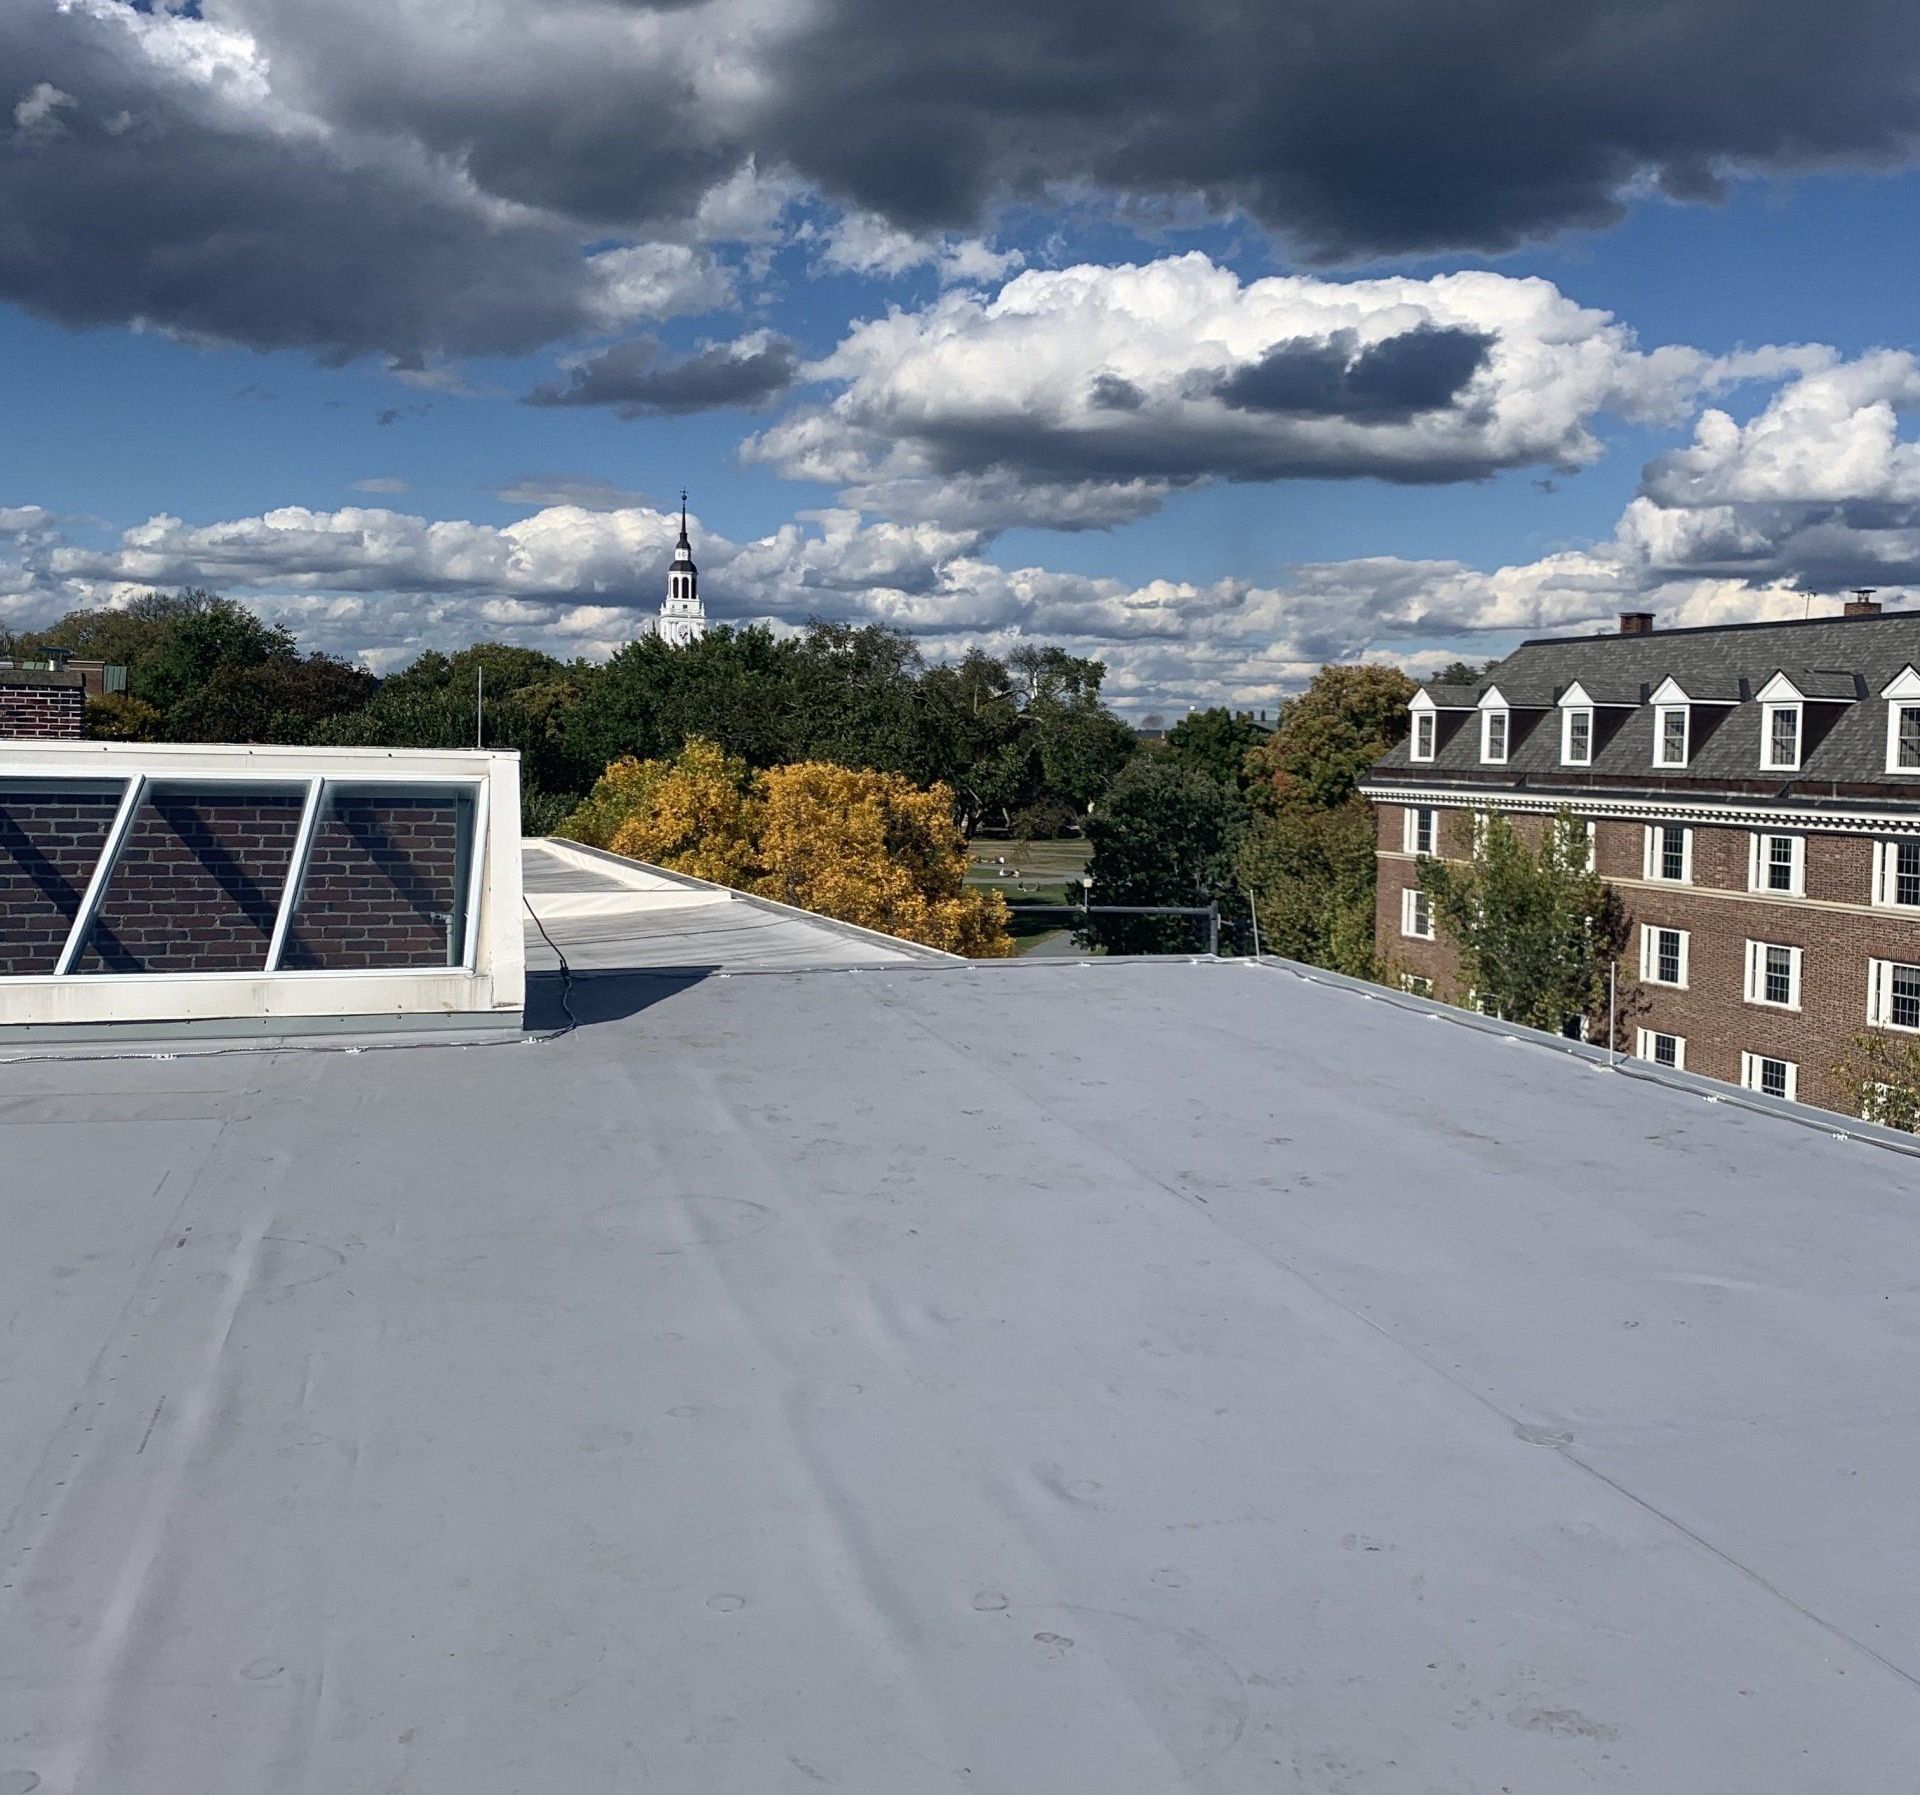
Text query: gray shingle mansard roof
1373 612 1920 794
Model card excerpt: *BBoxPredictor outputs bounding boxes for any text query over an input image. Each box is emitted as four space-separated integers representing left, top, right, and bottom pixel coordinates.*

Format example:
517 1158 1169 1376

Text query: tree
1247 663 1415 811
1431 658 1496 687
1237 797 1377 976
606 740 759 886
752 762 1012 955
1415 807 1628 1034
165 654 375 743
84 692 163 741
1079 756 1247 954
1835 1033 1920 1131
1164 707 1267 795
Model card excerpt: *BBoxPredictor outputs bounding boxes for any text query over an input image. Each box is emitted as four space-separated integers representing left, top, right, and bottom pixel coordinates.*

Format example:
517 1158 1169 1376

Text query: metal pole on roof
476 665 484 749
1246 886 1263 960
1609 959 1618 1066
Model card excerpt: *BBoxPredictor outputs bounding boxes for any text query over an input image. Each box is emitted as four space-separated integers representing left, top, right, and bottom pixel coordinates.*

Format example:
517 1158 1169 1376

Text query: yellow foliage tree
556 754 670 849
604 739 759 886
752 761 1013 957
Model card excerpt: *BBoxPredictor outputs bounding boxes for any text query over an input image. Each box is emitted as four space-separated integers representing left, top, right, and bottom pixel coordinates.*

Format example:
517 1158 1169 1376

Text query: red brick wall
1375 799 1920 1111
281 794 467 970
0 789 123 973
0 682 84 740
73 793 306 974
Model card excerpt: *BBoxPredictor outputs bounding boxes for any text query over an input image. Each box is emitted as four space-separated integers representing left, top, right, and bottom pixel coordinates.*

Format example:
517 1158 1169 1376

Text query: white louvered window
1741 1053 1797 1101
1640 924 1688 988
1642 823 1692 884
1747 832 1804 897
1869 959 1920 1032
1872 840 1920 908
1743 940 1802 1011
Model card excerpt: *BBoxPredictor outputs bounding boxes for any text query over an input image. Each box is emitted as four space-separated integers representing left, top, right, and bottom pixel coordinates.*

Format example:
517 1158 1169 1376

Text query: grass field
966 838 1094 955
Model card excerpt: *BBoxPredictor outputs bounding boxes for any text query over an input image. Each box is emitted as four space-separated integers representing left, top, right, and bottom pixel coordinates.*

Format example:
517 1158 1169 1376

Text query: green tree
1430 658 1496 687
1079 756 1247 955
1164 707 1267 795
1835 1033 1920 1131
1415 807 1628 1034
1238 797 1378 976
1248 662 1415 810
166 654 375 742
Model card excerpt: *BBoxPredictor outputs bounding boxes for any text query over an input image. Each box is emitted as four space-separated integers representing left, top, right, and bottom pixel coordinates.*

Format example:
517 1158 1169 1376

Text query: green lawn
967 838 1094 955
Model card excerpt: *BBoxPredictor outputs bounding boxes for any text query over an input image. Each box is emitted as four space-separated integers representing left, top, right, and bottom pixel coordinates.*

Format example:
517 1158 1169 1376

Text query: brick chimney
1618 611 1655 637
1844 594 1883 617
0 668 85 739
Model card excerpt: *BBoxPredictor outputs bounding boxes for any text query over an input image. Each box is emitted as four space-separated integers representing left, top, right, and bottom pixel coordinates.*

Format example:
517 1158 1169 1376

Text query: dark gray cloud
8 0 1920 360
526 334 800 416
1218 326 1492 422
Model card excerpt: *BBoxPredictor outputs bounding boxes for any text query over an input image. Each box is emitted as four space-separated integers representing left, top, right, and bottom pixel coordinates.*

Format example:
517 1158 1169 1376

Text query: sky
8 2 1920 714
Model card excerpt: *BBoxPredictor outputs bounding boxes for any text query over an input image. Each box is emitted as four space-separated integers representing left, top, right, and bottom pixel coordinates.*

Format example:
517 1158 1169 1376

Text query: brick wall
281 793 467 970
1374 799 1920 1112
0 679 84 740
0 789 123 973
73 793 306 974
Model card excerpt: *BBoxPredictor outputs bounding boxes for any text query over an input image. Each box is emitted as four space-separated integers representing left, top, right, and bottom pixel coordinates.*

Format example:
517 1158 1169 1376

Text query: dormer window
1656 706 1688 767
1562 706 1592 766
1482 708 1508 763
1412 709 1436 761
1882 666 1920 772
1763 702 1801 771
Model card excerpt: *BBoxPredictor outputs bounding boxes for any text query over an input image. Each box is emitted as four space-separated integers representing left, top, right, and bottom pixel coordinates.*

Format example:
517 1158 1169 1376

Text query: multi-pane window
1744 940 1802 1010
1748 831 1804 897
1873 839 1920 908
1401 887 1434 940
1894 703 1920 771
1482 709 1508 763
1564 708 1592 765
1656 706 1689 767
1404 806 1437 855
1636 1028 1685 1070
1643 823 1692 884
1764 703 1801 770
1401 973 1434 997
1869 960 1920 1031
1412 711 1436 760
1742 1054 1797 1101
1641 924 1688 987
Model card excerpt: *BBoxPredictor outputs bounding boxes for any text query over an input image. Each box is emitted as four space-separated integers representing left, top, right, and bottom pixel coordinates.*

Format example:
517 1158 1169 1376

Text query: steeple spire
657 486 707 646
677 488 690 550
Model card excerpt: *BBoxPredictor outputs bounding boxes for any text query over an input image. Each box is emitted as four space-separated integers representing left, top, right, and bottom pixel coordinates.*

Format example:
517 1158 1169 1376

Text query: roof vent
1844 589 1882 617
1618 611 1655 637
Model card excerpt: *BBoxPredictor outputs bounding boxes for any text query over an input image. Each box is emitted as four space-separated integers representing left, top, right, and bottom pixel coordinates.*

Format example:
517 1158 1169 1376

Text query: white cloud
12 82 76 142
815 209 1024 286
748 253 1719 529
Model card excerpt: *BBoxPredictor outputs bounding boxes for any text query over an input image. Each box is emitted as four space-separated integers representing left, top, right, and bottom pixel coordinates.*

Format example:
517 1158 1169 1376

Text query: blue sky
6 1 1920 712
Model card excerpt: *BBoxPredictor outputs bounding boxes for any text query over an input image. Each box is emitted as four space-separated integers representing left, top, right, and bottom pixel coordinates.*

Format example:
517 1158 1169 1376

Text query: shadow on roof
524 966 712 1032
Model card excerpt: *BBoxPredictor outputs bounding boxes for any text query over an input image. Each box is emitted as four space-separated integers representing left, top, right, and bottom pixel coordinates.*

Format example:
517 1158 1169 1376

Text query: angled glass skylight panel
0 777 126 975
280 784 479 970
70 781 308 975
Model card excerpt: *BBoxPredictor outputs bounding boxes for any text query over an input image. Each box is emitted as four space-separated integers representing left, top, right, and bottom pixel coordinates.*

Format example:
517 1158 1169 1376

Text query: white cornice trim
1358 780 1920 835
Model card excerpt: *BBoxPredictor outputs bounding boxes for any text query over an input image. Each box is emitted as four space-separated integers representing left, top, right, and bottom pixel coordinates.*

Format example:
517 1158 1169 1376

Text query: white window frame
1400 972 1434 997
1872 838 1920 909
1561 705 1593 767
1761 700 1803 772
1654 704 1690 769
1868 958 1920 1033
1747 831 1805 897
1402 805 1437 856
1411 707 1436 762
1635 1027 1686 1071
1480 706 1509 765
1400 886 1435 941
1881 666 1920 773
1743 939 1803 1011
1740 1053 1798 1102
1641 822 1693 885
1640 923 1690 989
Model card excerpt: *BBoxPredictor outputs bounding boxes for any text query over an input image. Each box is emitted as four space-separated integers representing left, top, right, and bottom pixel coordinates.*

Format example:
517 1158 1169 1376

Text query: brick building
1360 603 1920 1116
0 667 86 738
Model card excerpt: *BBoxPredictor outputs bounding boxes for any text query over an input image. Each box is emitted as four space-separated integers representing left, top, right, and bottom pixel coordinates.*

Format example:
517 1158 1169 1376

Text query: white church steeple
657 490 707 646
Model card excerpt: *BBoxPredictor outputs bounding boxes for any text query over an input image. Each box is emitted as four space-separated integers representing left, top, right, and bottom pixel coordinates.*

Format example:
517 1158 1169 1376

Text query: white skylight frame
1882 666 1920 774
0 742 523 1031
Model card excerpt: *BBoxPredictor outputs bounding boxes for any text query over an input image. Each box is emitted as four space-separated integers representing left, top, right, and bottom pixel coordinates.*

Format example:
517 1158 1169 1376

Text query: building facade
1360 603 1920 1115
656 494 708 647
